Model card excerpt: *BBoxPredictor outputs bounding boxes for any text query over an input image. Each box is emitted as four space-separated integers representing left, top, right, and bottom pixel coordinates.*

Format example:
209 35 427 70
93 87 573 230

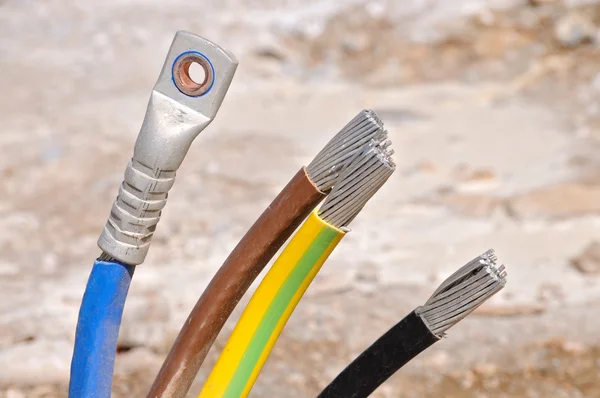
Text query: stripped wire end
317 137 395 228
98 252 117 263
416 249 507 337
306 110 387 192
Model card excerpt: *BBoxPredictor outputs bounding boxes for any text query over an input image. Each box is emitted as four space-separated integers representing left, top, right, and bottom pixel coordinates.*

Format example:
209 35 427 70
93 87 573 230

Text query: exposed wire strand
416 249 507 336
306 109 386 192
98 252 117 262
318 138 395 228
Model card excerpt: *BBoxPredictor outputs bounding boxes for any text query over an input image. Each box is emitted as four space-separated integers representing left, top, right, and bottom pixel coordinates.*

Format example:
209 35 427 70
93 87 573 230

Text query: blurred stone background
2 0 600 396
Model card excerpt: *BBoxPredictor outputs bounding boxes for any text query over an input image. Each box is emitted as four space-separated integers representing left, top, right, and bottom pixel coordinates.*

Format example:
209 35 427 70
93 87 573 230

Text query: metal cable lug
98 31 238 265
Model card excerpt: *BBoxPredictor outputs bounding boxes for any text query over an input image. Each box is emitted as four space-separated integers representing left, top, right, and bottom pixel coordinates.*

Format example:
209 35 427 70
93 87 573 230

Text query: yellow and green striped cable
198 211 345 398
199 132 395 398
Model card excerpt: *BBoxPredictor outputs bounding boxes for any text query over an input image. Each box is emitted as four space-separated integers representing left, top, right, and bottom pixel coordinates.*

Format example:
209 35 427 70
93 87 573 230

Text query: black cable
317 249 507 398
317 311 437 398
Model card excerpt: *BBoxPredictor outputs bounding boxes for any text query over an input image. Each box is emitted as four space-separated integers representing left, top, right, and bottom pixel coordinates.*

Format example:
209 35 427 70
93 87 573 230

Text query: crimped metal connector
98 31 238 265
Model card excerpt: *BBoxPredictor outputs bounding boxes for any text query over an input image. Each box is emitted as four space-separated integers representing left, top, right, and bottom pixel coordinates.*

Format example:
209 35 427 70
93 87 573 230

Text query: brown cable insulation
147 167 325 398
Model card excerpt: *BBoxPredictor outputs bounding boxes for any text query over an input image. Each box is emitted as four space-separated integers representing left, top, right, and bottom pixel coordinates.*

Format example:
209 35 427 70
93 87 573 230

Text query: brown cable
147 167 325 397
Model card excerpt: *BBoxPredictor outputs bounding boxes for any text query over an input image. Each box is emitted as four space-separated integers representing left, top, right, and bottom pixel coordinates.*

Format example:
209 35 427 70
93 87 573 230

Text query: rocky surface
2 0 600 397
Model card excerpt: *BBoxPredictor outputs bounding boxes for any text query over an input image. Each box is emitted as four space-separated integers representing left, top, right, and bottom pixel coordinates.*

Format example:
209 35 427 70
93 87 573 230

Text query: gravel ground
2 0 600 397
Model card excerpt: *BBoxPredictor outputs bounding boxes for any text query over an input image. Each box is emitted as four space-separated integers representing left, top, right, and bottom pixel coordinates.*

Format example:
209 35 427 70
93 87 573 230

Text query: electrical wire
69 33 237 398
69 259 135 397
317 250 507 398
197 138 395 398
148 110 386 398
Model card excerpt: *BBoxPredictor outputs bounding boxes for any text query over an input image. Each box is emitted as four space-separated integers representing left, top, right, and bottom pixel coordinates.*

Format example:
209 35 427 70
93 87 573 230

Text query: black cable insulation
317 311 439 398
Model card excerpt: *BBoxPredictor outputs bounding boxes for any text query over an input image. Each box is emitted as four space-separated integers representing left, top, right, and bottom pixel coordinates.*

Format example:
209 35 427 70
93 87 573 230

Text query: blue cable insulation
69 260 135 398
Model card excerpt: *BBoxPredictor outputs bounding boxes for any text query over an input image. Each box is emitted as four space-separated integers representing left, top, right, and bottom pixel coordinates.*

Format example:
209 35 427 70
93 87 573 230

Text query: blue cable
69 259 135 398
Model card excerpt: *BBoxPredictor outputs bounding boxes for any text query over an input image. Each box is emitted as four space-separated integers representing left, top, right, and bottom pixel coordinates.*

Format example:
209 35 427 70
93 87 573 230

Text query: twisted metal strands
318 138 395 228
416 249 507 336
306 110 386 192
98 252 117 262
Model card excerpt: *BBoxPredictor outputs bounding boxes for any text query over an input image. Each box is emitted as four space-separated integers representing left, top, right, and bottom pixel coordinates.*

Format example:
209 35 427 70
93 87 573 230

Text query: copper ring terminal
172 51 214 97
